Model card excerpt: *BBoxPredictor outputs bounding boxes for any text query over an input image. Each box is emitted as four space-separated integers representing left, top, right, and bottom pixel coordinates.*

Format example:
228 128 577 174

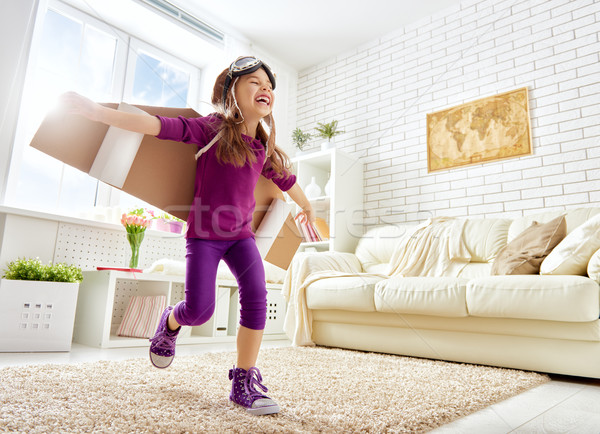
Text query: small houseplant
153 212 185 234
292 128 312 153
3 258 83 283
315 120 344 150
1 258 83 352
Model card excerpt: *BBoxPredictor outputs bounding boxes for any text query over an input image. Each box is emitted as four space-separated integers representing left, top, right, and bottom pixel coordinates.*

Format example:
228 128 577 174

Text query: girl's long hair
211 68 292 176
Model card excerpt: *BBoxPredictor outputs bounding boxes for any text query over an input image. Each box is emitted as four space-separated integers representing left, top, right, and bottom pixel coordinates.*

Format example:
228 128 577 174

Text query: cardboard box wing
30 103 198 221
30 104 302 269
253 177 303 270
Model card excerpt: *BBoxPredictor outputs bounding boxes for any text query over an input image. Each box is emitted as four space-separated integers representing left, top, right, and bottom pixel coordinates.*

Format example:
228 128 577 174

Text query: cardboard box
30 103 302 269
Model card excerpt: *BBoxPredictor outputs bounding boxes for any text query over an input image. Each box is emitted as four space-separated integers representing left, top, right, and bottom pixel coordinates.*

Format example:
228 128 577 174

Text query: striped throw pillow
117 295 167 338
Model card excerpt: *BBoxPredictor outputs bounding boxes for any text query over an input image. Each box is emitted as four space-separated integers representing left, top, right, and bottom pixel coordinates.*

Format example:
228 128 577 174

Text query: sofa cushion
355 225 416 273
491 215 566 275
508 207 600 242
374 277 469 317
457 263 492 279
462 218 512 262
466 275 600 322
305 275 384 312
540 213 600 276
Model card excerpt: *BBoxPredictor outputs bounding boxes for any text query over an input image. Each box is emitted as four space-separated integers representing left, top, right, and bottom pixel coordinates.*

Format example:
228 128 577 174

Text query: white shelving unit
73 270 286 348
290 148 363 253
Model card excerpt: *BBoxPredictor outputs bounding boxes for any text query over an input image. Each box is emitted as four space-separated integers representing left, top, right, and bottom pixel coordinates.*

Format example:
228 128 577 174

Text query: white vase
304 176 322 199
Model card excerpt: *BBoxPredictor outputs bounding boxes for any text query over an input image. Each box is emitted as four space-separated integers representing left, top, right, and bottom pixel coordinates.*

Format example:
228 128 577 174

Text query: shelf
292 148 335 165
307 196 330 204
301 241 329 248
291 149 363 253
298 241 330 253
73 270 287 348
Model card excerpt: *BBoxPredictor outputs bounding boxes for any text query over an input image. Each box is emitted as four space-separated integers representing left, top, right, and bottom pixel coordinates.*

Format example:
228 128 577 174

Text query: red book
96 267 143 273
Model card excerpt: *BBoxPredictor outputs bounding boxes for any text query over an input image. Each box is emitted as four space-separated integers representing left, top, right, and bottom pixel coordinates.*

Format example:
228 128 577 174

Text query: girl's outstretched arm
287 182 316 223
60 91 161 136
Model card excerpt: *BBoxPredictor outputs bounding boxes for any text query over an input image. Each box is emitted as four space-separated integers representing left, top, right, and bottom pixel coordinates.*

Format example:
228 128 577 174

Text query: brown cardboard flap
122 106 200 220
30 103 117 173
264 214 303 269
253 176 302 269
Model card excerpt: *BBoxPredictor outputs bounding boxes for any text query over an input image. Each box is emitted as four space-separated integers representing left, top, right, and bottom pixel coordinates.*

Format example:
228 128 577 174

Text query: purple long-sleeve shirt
155 114 296 240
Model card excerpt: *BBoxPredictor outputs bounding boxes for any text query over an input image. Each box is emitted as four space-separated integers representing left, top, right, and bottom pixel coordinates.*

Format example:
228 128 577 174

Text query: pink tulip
121 210 153 234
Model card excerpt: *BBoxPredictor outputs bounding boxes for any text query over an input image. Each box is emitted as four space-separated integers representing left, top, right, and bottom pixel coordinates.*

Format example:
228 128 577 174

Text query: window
6 0 199 218
128 43 191 108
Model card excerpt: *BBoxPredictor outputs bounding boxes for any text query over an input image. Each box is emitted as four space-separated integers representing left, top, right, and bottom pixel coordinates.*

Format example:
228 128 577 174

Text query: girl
63 56 315 416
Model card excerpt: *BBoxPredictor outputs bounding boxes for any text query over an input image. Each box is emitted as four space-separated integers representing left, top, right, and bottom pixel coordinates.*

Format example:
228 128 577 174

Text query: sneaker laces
149 329 178 351
230 367 269 400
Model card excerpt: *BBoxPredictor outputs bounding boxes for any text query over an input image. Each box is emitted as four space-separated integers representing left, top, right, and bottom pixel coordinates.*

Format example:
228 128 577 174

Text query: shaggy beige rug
0 346 548 433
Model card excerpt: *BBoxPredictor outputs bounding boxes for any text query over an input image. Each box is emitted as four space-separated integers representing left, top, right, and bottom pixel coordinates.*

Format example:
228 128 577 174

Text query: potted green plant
315 120 344 150
152 212 185 234
0 258 83 352
291 127 312 154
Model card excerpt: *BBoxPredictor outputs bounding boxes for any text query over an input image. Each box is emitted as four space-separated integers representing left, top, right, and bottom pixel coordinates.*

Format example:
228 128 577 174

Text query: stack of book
295 216 330 243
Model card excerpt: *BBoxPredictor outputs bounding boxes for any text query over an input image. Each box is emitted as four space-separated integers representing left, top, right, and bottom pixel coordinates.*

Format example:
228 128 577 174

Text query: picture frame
427 87 532 172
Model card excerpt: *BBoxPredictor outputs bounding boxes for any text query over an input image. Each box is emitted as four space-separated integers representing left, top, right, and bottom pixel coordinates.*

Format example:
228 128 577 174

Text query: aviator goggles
222 56 276 107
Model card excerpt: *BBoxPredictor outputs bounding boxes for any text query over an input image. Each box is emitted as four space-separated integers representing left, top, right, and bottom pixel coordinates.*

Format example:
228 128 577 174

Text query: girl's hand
60 91 104 122
298 205 316 224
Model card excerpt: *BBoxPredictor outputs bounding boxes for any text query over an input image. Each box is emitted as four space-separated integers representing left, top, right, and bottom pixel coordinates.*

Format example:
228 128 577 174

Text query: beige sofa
284 208 600 379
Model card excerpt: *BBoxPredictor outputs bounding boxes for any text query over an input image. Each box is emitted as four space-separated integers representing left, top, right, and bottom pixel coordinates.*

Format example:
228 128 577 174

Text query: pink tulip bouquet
121 208 152 268
121 210 152 234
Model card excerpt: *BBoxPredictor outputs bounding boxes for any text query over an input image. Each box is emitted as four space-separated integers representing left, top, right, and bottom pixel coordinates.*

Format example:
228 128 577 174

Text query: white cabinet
290 148 363 253
73 270 286 348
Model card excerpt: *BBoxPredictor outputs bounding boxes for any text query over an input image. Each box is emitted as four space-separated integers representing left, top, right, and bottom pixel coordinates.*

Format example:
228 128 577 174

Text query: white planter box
0 279 80 352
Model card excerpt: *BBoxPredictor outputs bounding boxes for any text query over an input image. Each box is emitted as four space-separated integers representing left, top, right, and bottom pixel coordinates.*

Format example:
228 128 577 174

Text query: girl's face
234 68 274 121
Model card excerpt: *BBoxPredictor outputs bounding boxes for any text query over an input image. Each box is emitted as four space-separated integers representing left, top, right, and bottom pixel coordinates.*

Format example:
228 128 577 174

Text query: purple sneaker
149 306 179 369
229 366 280 416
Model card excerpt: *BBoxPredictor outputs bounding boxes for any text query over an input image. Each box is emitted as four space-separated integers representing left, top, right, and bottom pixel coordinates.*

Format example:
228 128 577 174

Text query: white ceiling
170 0 464 70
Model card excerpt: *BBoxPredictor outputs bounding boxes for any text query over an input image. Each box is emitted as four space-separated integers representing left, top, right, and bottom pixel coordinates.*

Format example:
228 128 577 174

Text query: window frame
6 0 202 217
123 37 200 109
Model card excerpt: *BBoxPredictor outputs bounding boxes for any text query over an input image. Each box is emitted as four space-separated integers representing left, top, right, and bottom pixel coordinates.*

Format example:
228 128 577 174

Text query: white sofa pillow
587 248 600 283
540 213 600 275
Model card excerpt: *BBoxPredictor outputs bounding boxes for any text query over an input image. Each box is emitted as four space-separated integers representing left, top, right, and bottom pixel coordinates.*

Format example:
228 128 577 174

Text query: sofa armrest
294 251 363 274
282 251 364 346
282 251 362 301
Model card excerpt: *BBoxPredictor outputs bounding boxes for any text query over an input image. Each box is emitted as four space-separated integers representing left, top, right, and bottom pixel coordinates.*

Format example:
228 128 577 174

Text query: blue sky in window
132 51 189 107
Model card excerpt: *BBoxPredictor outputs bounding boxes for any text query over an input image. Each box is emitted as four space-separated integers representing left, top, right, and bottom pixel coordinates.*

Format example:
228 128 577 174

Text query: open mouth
256 95 270 106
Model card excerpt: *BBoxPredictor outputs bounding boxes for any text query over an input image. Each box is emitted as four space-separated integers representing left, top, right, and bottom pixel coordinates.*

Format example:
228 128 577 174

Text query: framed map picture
427 87 532 172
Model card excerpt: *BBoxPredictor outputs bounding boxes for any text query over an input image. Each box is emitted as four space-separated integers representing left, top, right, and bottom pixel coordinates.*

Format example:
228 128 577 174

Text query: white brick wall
296 0 600 230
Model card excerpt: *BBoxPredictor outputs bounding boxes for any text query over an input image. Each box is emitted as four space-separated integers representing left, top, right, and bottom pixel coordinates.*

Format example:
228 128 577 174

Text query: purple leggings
173 237 267 330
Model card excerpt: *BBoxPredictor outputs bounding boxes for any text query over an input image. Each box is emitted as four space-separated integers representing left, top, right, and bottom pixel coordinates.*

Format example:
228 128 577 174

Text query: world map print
427 88 532 172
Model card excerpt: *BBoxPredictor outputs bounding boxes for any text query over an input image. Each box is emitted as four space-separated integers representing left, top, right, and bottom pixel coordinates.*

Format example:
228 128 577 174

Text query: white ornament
304 176 322 199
